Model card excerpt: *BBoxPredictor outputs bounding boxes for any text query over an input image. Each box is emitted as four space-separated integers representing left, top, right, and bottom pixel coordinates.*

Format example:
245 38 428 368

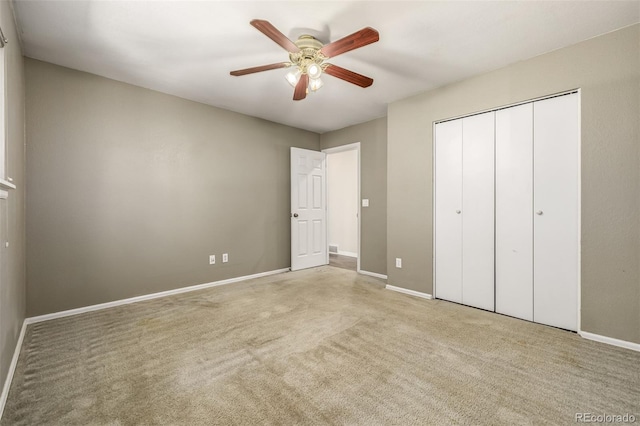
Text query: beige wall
387 24 640 343
321 118 387 276
0 1 26 395
327 149 358 255
25 59 319 316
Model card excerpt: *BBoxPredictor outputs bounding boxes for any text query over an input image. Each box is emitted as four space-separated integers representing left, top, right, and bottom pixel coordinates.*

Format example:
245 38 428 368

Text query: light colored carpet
2 266 639 425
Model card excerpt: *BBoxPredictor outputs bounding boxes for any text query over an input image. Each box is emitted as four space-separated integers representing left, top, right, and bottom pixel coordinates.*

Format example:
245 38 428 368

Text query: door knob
536 210 543 215
293 213 299 218
455 210 461 214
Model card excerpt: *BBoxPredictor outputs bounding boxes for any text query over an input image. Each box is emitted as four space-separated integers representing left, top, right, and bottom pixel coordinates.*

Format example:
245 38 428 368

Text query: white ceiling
12 1 640 134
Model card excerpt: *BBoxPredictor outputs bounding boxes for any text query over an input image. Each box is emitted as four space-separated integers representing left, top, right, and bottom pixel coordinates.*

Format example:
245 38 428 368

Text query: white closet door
434 119 463 304
461 112 495 311
533 93 579 331
495 103 534 320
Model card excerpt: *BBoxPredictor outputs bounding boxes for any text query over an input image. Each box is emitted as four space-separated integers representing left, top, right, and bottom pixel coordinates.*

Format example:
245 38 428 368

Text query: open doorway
323 143 360 272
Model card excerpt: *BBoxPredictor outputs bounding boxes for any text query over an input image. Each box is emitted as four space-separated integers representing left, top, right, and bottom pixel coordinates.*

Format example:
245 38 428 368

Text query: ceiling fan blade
250 19 300 53
293 74 309 101
319 27 379 58
230 62 290 76
324 64 374 88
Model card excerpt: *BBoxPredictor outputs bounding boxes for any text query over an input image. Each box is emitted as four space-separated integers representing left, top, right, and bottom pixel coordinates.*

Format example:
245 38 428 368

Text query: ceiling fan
230 20 379 101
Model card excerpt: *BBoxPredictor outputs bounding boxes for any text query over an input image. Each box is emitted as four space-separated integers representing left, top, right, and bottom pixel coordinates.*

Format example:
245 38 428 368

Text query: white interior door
291 147 328 271
461 112 495 311
434 119 463 304
533 93 579 331
495 103 534 321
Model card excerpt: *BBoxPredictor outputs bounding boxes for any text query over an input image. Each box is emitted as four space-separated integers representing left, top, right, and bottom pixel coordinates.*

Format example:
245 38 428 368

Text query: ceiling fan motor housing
290 35 326 75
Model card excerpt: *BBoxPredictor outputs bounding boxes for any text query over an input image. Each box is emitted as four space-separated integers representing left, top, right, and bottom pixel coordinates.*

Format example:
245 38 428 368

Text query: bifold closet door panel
461 112 495 311
533 93 579 331
495 103 534 321
434 119 463 304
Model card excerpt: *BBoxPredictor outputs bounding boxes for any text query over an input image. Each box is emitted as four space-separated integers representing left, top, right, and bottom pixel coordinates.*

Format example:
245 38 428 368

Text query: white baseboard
0 320 27 420
579 331 640 352
336 250 357 258
26 268 290 324
358 270 388 280
385 284 432 300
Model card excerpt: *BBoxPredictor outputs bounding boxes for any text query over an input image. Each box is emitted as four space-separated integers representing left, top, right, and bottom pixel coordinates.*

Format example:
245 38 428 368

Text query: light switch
362 199 369 207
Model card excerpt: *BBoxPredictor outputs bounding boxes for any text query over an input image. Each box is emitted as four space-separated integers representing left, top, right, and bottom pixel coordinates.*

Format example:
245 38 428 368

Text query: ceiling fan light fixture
307 63 322 79
309 77 324 92
285 66 301 87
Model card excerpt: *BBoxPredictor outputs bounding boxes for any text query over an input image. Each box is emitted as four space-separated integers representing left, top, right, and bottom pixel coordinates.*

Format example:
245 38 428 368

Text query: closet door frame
432 89 581 332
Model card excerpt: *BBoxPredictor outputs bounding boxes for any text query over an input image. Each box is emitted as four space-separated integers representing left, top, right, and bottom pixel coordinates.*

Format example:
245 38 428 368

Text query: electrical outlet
222 253 228 263
395 258 402 268
209 255 216 265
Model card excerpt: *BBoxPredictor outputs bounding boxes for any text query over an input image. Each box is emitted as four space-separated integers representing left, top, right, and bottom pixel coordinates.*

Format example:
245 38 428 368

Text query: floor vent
329 245 338 254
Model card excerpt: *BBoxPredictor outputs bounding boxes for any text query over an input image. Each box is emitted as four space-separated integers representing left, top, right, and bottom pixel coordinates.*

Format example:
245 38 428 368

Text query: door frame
322 142 361 273
432 89 581 332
